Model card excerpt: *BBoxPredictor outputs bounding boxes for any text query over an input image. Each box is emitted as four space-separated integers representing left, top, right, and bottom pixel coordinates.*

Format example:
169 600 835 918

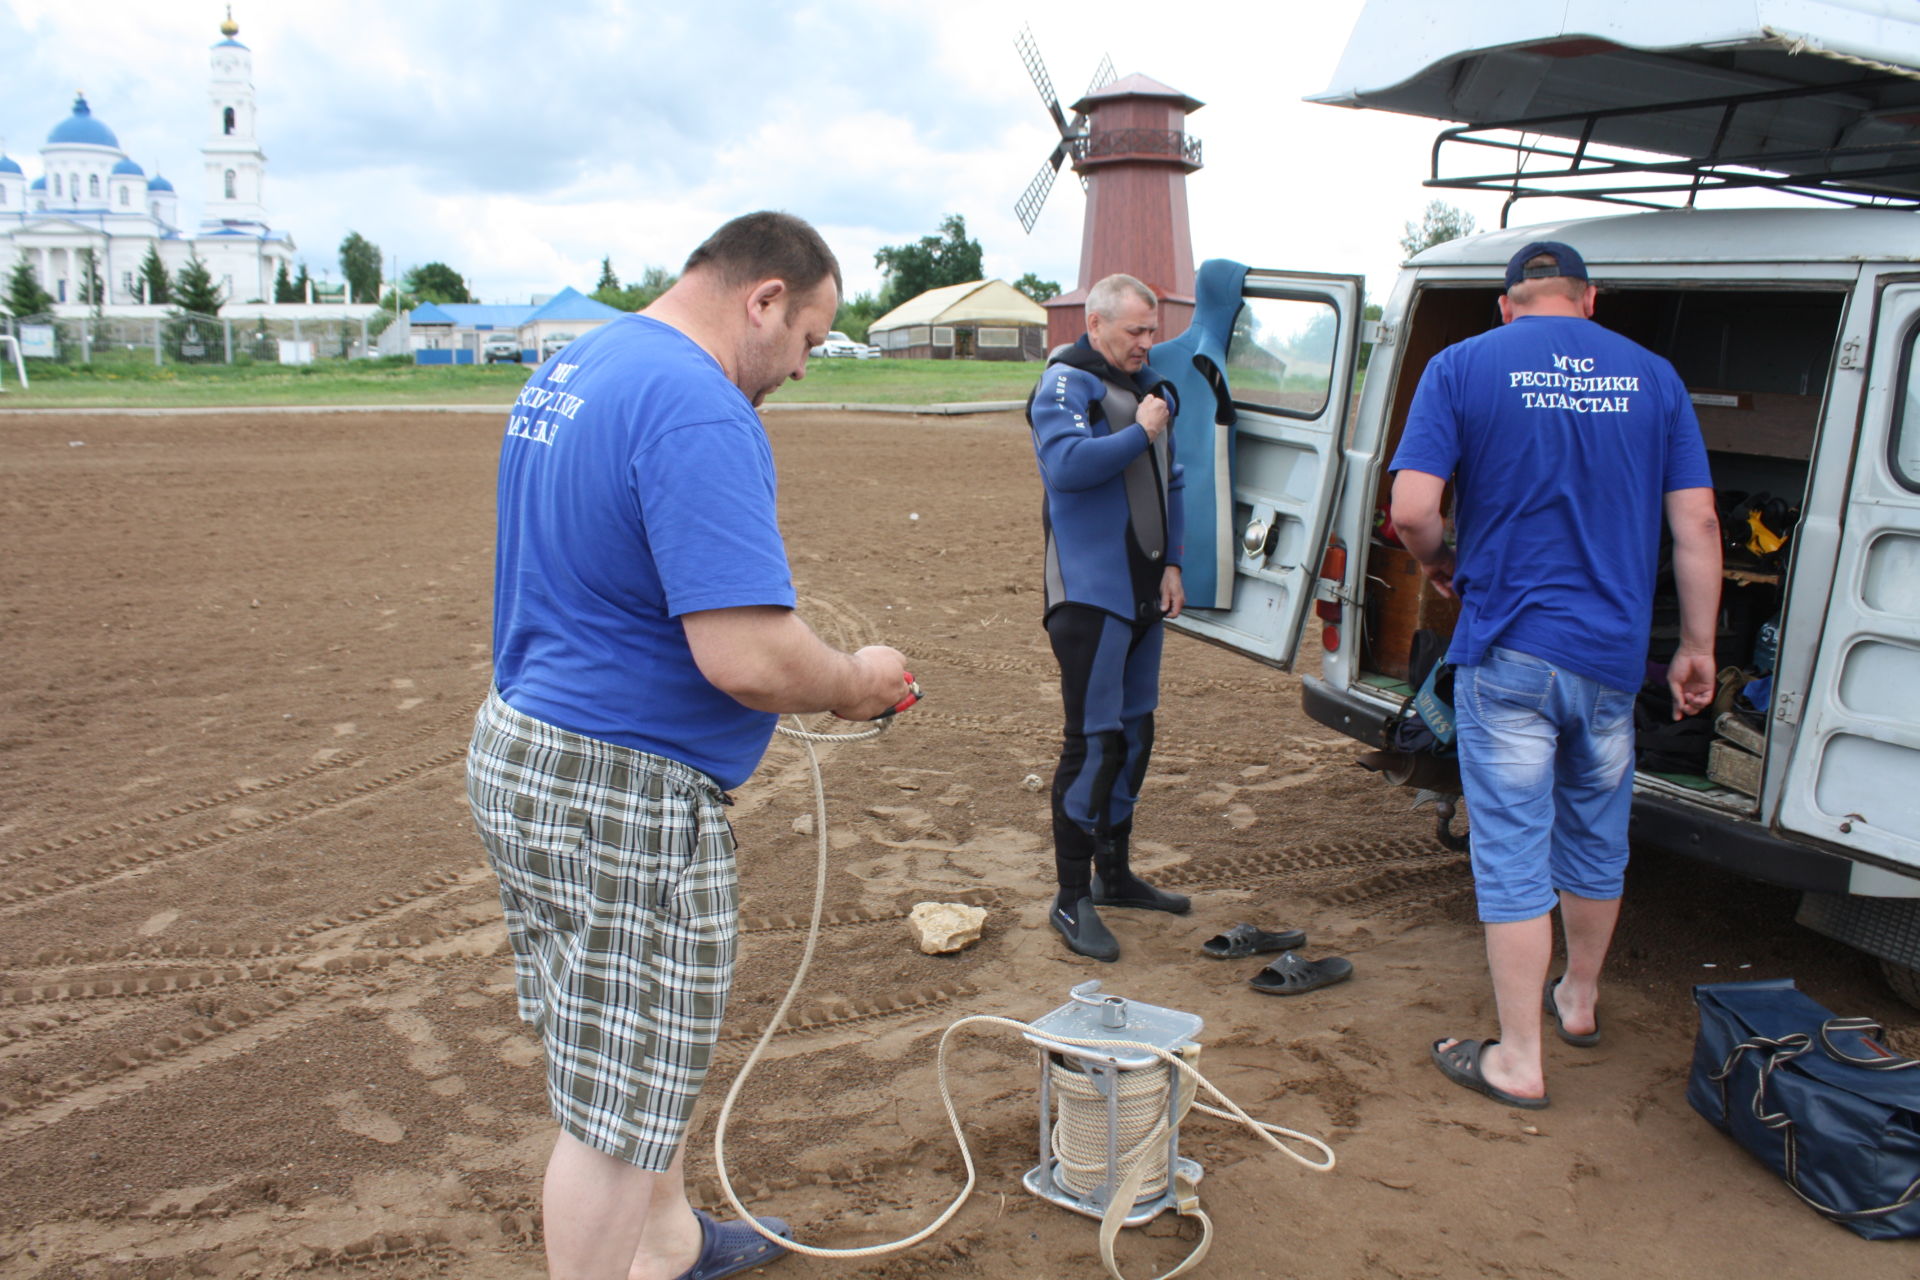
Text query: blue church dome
47 94 121 148
0 154 21 175
29 175 47 190
112 158 145 176
147 174 175 192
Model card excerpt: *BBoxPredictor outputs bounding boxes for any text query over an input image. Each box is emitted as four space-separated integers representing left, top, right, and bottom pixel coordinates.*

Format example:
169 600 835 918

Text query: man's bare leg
1439 914 1552 1101
1552 890 1621 1039
624 1149 703 1280
541 1132 701 1280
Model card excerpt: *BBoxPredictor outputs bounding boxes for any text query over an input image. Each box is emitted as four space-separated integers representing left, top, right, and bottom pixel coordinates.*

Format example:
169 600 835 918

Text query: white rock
1022 773 1044 791
909 902 987 955
791 813 815 836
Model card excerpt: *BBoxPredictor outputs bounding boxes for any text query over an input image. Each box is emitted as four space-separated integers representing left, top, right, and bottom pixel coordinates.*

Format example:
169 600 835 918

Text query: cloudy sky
2 0 1539 306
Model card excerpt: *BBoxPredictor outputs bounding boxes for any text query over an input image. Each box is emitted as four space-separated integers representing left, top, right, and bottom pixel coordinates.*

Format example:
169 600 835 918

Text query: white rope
772 716 890 745
1763 26 1920 83
710 713 1336 1275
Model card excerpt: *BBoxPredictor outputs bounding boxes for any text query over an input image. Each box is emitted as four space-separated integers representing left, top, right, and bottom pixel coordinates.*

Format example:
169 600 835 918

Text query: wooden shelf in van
1689 390 1819 461
1365 542 1459 683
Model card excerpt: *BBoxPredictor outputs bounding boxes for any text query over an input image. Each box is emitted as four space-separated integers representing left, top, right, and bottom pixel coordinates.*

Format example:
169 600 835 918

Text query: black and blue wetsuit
1028 337 1184 906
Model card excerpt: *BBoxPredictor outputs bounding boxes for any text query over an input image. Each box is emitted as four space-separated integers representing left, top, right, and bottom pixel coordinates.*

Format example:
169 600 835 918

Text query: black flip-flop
1430 1037 1549 1110
1543 976 1602 1047
1202 922 1307 959
1247 951 1352 995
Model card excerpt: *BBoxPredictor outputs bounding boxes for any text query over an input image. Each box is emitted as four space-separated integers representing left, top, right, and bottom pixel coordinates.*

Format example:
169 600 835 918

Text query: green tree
592 265 677 312
404 261 471 304
873 213 983 309
5 257 56 317
273 260 297 303
139 244 171 305
832 291 884 343
172 254 223 316
76 246 106 314
1399 200 1477 258
596 256 620 291
292 262 314 303
339 231 382 305
1013 272 1060 303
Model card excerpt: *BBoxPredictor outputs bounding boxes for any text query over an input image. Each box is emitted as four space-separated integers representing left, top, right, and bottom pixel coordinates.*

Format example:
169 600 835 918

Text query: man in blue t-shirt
467 212 910 1280
1390 241 1721 1111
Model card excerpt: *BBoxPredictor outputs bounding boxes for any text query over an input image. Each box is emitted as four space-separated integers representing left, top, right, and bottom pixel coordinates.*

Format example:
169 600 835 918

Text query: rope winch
714 683 1335 1280
1025 981 1204 1224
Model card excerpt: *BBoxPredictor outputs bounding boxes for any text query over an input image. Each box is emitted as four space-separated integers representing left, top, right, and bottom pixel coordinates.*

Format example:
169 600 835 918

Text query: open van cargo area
1358 282 1847 807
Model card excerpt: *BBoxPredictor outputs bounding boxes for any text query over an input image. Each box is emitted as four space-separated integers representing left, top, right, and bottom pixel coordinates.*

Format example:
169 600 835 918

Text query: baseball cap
1504 241 1589 289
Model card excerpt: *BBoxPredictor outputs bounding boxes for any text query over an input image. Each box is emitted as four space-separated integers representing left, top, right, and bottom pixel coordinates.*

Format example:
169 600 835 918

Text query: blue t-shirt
1391 314 1713 692
491 313 796 788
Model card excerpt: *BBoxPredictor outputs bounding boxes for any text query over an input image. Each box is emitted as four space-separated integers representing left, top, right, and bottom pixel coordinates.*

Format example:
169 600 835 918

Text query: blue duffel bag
1688 978 1920 1239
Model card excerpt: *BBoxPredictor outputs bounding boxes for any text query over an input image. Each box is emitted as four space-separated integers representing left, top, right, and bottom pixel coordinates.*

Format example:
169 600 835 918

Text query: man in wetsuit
1028 272 1190 962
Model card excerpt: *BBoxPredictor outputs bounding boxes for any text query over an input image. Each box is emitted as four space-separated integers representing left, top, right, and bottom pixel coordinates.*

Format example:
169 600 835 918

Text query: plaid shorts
465 689 740 1170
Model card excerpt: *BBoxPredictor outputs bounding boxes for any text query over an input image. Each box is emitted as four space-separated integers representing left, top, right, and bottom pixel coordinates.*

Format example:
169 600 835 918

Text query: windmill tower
1015 28 1205 347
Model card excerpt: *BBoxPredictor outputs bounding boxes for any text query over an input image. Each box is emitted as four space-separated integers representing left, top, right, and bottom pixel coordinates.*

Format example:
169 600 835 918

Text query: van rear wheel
1880 959 1920 1012
1433 795 1469 853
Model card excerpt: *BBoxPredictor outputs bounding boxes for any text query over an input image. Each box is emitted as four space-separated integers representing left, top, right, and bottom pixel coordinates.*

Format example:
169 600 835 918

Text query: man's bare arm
682 606 908 720
1389 469 1456 599
1665 485 1723 718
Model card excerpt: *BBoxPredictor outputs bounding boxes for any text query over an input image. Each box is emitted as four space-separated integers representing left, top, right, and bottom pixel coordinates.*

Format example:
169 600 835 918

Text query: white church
0 13 299 312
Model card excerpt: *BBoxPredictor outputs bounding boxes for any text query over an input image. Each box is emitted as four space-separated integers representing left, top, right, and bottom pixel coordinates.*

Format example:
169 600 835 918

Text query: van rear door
1164 268 1364 667
1777 280 1920 872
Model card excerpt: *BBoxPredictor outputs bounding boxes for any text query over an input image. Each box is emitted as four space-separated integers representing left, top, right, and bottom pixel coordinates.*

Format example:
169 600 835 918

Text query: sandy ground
2 407 1916 1279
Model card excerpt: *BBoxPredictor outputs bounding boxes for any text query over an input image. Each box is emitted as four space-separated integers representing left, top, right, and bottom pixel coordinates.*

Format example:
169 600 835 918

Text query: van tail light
1315 541 1347 624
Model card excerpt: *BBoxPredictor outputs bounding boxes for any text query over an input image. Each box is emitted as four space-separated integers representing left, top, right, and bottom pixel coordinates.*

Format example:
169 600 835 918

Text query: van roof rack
1309 1 1920 226
1426 76 1920 226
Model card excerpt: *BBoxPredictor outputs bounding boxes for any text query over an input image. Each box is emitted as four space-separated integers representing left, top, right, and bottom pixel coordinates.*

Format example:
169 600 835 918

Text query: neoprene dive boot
1090 819 1191 914
1049 895 1120 962
1050 808 1119 960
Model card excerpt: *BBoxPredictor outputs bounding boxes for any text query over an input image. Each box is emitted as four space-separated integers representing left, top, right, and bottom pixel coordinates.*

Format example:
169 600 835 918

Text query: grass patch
769 358 1035 404
0 353 1039 409
0 355 536 408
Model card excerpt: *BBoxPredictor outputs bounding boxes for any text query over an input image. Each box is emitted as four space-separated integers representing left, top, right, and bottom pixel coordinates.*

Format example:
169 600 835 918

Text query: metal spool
1021 981 1204 1226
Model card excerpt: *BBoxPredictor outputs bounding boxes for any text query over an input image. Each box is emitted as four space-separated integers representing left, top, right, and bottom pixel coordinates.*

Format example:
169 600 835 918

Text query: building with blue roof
0 14 299 312
385 287 627 365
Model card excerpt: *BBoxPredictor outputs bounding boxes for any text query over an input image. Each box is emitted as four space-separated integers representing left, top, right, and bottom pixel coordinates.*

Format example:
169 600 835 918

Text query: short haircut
683 211 843 300
1086 273 1157 320
1506 253 1589 305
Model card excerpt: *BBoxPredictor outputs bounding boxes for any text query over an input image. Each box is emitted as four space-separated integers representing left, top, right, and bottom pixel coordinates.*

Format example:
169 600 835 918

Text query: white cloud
1 0 1532 305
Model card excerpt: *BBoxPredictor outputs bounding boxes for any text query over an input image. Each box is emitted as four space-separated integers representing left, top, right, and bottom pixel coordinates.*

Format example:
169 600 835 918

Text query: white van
1158 2 1920 1003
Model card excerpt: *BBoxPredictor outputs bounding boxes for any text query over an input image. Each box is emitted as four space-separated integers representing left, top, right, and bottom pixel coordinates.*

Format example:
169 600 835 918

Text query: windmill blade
1016 24 1070 135
1085 53 1115 97
1015 156 1062 235
1065 55 1113 193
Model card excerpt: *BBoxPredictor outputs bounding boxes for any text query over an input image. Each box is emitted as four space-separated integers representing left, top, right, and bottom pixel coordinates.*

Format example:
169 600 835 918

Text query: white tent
868 279 1048 360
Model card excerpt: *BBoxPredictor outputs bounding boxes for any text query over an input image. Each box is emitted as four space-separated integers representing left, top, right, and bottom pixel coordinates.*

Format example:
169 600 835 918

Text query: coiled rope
712 714 1336 1280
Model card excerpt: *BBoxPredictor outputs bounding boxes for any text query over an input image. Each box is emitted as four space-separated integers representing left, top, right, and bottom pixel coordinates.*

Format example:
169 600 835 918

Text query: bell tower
200 9 268 230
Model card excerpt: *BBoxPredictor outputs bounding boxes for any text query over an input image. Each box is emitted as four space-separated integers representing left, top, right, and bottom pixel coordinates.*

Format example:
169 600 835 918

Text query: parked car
482 335 522 364
540 334 576 361
809 331 878 358
1155 4 1920 1006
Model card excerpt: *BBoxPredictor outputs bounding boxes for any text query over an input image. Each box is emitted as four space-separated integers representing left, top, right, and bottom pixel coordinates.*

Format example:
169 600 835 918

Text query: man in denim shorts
467 212 910 1280
1390 241 1722 1109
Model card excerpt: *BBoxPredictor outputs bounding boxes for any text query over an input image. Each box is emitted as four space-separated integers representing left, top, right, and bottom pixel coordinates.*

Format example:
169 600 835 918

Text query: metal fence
0 310 380 367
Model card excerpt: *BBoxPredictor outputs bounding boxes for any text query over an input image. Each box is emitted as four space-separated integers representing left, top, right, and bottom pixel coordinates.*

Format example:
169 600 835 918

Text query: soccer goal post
0 334 25 392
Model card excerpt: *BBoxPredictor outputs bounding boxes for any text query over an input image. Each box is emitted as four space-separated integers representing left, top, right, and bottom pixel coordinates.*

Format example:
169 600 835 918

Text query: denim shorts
1454 647 1637 922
